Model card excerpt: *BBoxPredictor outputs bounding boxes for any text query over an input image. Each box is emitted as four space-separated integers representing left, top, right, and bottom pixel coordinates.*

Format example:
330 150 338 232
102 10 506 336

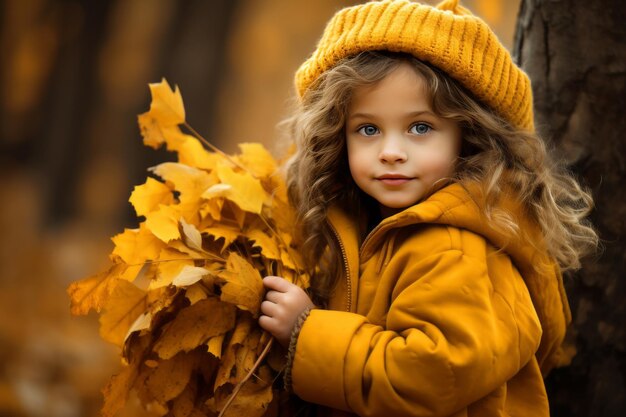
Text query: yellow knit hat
295 0 534 131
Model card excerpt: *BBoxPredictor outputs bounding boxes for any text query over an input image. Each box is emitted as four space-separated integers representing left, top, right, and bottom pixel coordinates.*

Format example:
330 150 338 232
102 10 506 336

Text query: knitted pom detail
436 0 460 12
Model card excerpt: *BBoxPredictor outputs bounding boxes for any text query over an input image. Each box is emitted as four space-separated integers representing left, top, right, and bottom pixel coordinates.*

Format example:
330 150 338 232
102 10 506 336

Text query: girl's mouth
376 175 413 185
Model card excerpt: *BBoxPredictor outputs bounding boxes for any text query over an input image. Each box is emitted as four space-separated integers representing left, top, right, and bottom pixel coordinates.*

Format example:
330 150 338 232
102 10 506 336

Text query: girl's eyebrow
348 110 437 120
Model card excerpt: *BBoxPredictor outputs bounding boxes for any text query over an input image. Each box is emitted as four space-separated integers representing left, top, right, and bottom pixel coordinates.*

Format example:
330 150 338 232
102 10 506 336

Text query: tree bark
514 1 626 416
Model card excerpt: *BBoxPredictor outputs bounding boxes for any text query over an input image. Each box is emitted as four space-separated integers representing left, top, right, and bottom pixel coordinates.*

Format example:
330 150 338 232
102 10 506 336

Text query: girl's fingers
262 275 291 292
265 290 282 303
260 300 278 317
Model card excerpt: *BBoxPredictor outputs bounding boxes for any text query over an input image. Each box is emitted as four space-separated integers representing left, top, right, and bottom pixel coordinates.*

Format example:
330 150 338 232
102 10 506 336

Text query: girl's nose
379 135 407 163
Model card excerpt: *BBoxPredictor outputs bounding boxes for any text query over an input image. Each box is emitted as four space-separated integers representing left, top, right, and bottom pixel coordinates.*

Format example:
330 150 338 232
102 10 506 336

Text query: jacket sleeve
290 249 542 417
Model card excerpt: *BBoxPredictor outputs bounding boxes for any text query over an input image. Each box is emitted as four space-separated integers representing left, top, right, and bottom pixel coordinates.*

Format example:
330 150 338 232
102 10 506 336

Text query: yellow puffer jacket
290 183 571 417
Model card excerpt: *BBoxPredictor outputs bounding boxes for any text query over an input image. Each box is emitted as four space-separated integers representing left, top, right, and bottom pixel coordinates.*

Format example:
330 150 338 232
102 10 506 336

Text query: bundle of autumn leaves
67 80 309 417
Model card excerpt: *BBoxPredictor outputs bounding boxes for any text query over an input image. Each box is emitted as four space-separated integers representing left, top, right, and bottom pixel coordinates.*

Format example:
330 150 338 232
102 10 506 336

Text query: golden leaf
204 164 266 214
147 78 185 125
184 283 208 305
129 177 174 217
151 162 215 204
145 204 181 243
245 229 281 261
177 135 223 170
138 114 185 150
111 224 167 265
235 142 277 178
203 226 240 253
137 78 186 151
151 248 195 290
217 253 264 316
68 263 142 315
154 297 236 360
100 280 164 347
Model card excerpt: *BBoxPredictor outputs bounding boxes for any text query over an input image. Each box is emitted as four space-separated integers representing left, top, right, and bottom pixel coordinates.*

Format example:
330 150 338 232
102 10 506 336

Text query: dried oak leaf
144 350 199 405
153 297 236 360
102 334 151 417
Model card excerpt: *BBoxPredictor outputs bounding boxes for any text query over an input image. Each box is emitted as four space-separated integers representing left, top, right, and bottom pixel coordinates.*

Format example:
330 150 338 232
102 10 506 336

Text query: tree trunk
514 1 626 416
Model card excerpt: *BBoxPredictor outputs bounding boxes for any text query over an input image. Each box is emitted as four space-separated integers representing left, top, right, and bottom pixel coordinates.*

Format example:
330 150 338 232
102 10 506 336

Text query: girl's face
345 63 462 218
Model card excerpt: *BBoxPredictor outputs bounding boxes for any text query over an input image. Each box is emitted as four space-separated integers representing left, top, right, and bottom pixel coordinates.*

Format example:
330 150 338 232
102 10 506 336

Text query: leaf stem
217 337 274 417
182 122 250 173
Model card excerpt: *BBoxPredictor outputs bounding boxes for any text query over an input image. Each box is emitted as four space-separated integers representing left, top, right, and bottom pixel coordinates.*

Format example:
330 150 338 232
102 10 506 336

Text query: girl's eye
410 123 431 135
358 125 379 136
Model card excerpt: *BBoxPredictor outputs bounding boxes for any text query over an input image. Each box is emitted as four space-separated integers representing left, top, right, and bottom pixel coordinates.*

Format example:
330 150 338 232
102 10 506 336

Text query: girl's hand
258 276 315 347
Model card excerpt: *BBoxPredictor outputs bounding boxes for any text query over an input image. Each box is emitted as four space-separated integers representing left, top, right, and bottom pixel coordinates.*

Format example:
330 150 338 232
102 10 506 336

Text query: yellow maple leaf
100 280 165 347
137 79 186 150
245 229 281 261
203 225 240 252
151 162 216 206
153 297 236 360
68 263 143 315
145 204 181 243
147 78 185 125
149 248 195 290
129 177 174 217
177 135 224 170
217 253 264 316
235 142 277 178
111 224 167 265
137 114 186 150
202 164 266 214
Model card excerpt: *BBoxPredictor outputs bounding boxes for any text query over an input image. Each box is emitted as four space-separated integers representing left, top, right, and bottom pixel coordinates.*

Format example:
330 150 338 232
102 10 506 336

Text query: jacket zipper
329 222 352 312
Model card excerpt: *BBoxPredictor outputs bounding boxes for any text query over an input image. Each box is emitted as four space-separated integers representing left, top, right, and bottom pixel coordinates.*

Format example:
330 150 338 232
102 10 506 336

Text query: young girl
258 1 598 416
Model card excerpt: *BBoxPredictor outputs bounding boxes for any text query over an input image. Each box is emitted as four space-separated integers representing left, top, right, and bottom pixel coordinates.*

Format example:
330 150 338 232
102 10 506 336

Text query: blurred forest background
0 0 623 417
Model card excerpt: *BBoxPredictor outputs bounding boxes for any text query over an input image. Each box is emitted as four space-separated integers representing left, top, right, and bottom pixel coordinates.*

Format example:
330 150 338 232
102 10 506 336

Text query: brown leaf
102 334 151 417
154 297 236 360
215 365 273 417
145 351 197 405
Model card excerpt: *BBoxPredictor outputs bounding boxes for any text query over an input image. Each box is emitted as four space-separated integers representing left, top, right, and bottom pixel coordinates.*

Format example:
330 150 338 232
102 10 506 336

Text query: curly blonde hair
282 51 598 305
